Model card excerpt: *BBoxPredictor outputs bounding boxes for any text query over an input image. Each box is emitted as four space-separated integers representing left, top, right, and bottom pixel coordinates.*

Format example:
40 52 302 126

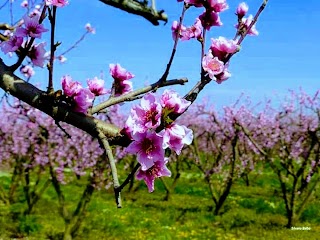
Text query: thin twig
91 77 187 114
58 32 89 57
55 120 71 138
200 28 206 78
48 6 57 93
118 163 141 191
98 130 121 207
0 0 9 10
159 4 188 83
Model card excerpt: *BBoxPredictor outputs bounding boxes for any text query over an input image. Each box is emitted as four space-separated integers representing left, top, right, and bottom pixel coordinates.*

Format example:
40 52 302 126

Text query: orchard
0 0 319 239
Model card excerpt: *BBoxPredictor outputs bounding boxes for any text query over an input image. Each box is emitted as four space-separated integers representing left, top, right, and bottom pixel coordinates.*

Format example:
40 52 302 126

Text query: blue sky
1 0 320 110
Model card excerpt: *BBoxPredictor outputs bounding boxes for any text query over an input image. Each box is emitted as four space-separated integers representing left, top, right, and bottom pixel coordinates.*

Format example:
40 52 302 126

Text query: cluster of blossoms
1 1 94 77
177 0 228 29
62 76 107 114
173 1 258 84
235 2 259 36
0 14 48 67
172 18 202 41
202 36 238 83
61 63 134 114
125 90 193 192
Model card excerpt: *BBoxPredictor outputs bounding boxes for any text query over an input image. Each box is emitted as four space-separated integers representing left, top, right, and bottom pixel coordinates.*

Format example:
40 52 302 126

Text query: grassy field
0 169 319 240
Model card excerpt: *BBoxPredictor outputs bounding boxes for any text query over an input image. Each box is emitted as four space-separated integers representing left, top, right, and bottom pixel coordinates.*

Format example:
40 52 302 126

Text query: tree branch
97 130 122 208
0 23 14 31
99 0 167 26
0 58 122 142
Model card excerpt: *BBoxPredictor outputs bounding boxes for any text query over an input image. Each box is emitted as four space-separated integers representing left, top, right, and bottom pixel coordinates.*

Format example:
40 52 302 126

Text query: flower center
208 61 221 71
145 108 158 125
142 138 154 154
146 165 160 177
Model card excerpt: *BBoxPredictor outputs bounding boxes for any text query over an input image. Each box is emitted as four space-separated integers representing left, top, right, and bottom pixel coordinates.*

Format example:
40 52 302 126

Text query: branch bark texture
99 0 167 26
0 59 122 142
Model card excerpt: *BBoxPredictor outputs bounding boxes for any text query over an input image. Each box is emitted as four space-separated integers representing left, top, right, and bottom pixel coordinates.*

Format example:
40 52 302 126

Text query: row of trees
0 89 319 236
180 90 320 228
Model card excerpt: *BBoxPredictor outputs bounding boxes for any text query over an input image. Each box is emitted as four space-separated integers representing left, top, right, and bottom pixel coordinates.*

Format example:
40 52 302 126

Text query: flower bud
236 2 249 19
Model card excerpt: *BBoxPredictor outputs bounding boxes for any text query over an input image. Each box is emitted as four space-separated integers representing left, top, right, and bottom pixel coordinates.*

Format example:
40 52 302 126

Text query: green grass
0 170 319 239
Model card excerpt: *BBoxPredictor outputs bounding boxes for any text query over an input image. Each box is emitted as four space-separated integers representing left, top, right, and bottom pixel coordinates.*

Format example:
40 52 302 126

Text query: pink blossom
0 35 23 54
236 14 259 36
16 15 48 39
73 88 95 114
46 0 69 7
126 93 162 134
136 158 171 192
28 42 47 67
87 77 108 96
171 18 202 41
124 115 138 137
114 80 133 96
199 11 222 30
110 63 135 96
21 0 28 8
208 0 228 13
20 65 35 78
161 124 193 155
171 21 187 41
181 18 202 40
202 50 225 78
236 2 249 18
210 36 238 61
109 63 135 81
160 89 191 114
85 23 96 34
126 131 164 171
215 67 231 84
61 75 83 97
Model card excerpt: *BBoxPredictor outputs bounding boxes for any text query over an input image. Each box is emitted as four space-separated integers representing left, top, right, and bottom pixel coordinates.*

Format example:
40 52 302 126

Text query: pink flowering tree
176 90 320 225
231 89 320 228
0 0 268 238
0 100 110 238
179 98 263 215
